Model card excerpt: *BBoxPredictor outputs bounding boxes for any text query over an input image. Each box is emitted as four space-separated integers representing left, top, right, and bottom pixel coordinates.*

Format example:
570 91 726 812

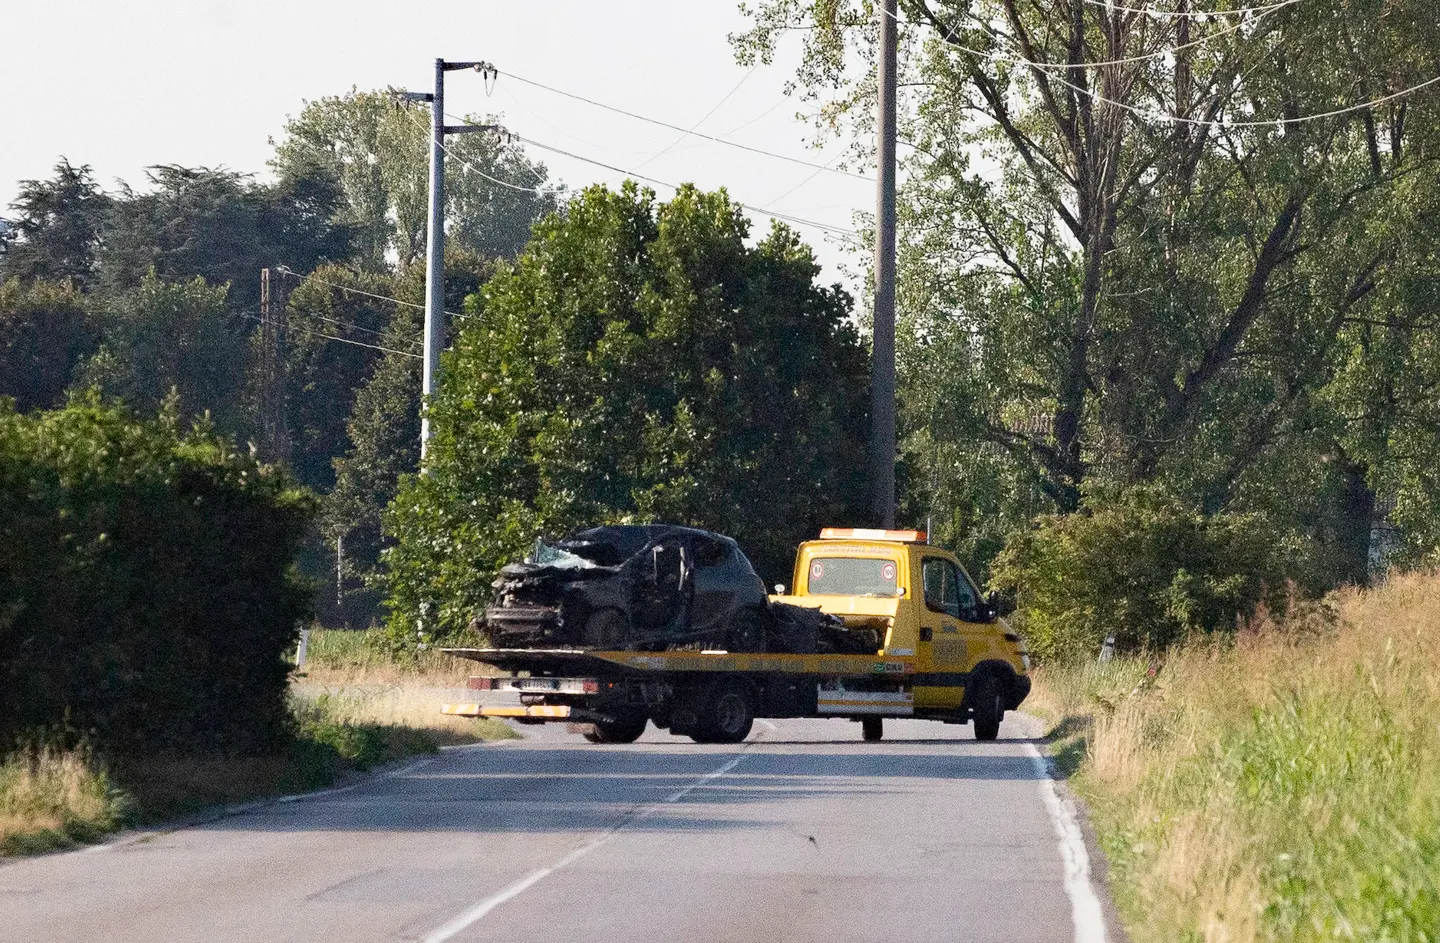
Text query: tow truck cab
773 528 1031 718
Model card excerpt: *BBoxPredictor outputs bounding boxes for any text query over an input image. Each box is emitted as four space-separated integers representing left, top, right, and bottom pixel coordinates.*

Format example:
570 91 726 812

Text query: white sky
0 0 872 290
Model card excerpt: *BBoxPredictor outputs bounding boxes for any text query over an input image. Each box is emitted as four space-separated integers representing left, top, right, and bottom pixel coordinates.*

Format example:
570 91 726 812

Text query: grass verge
298 627 485 686
1032 570 1440 942
2 663 514 856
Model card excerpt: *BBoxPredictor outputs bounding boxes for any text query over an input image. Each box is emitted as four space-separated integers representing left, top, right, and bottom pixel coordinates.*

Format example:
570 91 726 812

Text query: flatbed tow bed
440 643 1017 744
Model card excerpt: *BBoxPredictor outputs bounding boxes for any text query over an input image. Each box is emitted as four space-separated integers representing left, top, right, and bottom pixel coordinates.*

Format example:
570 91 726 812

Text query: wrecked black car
483 524 876 655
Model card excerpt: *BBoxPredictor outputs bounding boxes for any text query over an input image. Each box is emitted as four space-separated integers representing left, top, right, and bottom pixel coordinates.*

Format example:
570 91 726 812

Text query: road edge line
1025 741 1111 943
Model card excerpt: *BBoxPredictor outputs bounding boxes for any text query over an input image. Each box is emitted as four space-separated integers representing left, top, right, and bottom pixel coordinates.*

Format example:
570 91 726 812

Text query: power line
306 311 422 347
909 0 1301 71
635 64 758 171
509 130 862 238
495 68 873 182
238 311 422 359
1080 0 1302 19
905 3 1440 126
276 265 473 321
1021 58 1440 127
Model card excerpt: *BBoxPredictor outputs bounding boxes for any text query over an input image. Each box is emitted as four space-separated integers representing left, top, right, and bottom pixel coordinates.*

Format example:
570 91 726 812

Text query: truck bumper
442 703 574 720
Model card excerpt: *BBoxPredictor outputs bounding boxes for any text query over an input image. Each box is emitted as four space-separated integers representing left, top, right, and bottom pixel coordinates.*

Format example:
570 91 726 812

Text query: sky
0 0 873 289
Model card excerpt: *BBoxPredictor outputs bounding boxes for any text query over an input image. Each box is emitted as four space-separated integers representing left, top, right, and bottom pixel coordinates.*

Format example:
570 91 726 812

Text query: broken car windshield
529 540 598 569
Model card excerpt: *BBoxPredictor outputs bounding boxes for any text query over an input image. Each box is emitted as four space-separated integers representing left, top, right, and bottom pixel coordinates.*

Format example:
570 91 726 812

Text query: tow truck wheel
584 712 648 744
970 675 1004 742
691 683 754 744
861 716 883 741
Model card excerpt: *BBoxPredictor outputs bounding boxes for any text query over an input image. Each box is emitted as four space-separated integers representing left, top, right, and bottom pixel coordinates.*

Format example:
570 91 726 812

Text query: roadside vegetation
1031 571 1440 942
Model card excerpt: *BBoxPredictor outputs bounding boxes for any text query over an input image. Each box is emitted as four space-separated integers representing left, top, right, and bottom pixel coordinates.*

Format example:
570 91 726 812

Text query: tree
0 159 111 289
736 0 1440 594
271 89 560 268
80 273 250 434
0 278 97 412
380 183 870 643
99 164 352 308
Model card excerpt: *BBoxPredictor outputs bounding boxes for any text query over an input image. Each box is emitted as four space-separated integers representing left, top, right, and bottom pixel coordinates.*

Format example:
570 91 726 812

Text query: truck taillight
467 677 494 690
582 680 599 694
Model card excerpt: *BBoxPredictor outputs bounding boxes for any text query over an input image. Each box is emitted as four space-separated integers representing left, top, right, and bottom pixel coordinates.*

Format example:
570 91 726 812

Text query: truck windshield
806 557 901 597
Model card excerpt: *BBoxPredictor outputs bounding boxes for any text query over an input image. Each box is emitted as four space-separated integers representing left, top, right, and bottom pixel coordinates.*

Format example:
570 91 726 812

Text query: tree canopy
381 183 870 642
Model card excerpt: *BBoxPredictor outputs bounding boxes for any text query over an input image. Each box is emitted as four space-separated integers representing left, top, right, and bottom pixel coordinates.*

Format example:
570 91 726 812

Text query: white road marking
1025 743 1110 943
420 738 762 942
276 756 437 804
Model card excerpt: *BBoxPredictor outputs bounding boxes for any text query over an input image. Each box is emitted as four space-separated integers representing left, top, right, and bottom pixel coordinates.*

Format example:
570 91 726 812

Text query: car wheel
861 716 884 742
970 674 1004 742
584 608 628 649
691 683 754 744
584 712 648 744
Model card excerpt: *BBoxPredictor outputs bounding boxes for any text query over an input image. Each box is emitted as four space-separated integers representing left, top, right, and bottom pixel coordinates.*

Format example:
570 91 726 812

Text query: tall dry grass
298 627 486 686
0 749 128 855
1035 570 1440 943
290 685 515 746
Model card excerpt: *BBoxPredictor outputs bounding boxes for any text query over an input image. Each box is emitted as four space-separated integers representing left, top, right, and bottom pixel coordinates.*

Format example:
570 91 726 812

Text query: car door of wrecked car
687 535 760 636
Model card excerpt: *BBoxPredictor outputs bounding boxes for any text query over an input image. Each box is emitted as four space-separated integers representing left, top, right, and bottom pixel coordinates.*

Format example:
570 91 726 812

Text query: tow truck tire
861 716 883 741
970 674 1004 742
691 683 754 744
584 712 648 744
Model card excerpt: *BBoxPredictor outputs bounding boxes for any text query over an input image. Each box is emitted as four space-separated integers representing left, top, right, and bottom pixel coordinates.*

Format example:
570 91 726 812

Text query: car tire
584 608 628 649
584 712 648 744
690 683 754 744
861 716 884 742
970 674 1004 742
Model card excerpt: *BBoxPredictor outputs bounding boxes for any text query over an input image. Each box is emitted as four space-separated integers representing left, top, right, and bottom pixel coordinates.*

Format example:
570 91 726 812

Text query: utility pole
871 0 899 528
399 59 502 467
258 267 290 463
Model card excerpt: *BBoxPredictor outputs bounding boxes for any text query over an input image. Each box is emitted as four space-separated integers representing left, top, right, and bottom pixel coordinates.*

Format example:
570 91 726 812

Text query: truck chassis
441 646 1029 743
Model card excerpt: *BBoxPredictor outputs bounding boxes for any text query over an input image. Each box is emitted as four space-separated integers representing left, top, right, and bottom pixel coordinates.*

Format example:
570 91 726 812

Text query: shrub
992 486 1299 660
0 395 314 756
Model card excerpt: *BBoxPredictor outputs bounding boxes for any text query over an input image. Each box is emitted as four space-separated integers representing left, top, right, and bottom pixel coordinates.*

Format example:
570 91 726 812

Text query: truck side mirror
985 590 1015 618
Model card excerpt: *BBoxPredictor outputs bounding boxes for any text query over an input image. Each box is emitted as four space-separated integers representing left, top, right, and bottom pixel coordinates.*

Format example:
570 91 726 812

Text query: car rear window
806 557 901 597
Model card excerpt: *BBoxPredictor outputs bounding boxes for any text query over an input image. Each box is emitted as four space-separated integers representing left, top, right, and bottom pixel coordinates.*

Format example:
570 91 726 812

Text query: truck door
913 555 970 710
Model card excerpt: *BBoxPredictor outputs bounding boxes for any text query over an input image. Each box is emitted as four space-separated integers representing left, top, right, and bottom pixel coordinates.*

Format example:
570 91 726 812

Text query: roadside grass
0 748 132 856
289 686 517 748
297 627 486 686
1 645 514 856
1033 570 1440 943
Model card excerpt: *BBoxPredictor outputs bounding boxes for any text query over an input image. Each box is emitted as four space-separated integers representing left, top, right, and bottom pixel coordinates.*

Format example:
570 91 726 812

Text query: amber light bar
819 527 927 543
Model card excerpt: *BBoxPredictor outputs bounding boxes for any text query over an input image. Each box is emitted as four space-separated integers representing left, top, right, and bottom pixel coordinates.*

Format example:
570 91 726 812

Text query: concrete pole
420 57 446 464
871 0 898 528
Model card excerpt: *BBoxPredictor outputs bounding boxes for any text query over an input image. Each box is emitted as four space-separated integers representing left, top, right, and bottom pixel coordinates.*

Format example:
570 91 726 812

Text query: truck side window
922 558 960 617
950 562 978 616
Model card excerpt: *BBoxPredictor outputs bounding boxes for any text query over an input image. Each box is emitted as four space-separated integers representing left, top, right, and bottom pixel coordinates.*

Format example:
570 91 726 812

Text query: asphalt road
0 715 1108 943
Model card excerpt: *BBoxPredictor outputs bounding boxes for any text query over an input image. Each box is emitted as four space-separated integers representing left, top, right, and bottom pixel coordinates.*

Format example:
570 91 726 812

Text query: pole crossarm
444 124 504 136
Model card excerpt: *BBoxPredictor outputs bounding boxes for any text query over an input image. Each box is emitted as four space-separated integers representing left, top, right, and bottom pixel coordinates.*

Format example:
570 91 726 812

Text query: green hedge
0 396 313 756
992 486 1301 661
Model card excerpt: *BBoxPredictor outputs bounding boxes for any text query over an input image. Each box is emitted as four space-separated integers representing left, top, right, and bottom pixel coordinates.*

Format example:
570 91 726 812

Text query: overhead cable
496 68 873 182
507 131 862 238
635 64 759 171
238 312 422 360
276 265 472 321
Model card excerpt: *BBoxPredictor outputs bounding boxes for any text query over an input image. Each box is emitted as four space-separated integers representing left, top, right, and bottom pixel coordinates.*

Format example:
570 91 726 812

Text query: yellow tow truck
443 528 1030 743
